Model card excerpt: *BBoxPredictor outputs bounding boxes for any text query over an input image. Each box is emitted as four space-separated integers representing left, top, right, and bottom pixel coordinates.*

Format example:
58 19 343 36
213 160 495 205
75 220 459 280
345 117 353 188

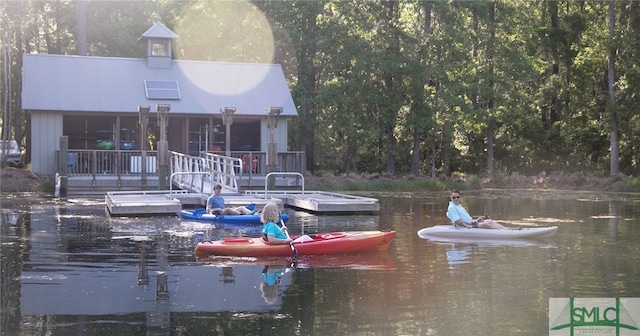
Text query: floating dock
244 190 380 213
105 172 379 216
105 190 183 216
105 189 379 216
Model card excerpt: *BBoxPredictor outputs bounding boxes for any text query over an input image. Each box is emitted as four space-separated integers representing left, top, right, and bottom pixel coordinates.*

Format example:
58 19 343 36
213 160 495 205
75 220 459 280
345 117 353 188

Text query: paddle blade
289 242 298 262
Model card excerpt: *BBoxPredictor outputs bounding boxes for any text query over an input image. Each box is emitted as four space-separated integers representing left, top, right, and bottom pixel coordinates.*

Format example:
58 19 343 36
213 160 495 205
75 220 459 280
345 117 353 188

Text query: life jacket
242 154 258 172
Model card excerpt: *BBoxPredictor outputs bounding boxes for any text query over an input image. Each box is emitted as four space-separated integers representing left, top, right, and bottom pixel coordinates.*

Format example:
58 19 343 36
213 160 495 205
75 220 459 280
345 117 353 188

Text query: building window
151 41 168 57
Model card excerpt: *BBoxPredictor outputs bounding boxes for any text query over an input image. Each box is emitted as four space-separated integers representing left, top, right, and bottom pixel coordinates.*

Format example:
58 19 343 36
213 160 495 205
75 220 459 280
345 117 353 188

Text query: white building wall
31 111 63 177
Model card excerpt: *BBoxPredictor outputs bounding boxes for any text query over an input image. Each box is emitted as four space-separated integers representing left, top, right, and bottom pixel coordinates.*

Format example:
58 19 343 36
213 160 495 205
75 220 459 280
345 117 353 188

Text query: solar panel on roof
144 80 181 100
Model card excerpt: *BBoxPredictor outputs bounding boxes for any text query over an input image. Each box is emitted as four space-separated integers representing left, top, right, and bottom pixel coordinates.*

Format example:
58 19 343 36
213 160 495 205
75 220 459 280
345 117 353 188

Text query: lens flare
173 0 275 95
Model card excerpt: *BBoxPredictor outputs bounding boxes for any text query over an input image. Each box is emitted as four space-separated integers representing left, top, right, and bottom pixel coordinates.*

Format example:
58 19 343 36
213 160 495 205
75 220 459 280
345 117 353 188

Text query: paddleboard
417 225 558 239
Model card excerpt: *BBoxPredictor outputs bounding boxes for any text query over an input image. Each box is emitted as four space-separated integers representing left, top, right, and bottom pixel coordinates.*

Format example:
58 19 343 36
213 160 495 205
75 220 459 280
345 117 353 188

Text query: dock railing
263 172 305 196
63 149 306 193
206 151 306 177
63 149 158 177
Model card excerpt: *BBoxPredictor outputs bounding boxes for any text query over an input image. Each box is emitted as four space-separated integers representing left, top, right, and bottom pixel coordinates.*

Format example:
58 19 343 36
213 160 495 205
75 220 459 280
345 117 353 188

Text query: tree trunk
1 30 9 142
441 121 451 176
486 2 495 174
547 0 560 128
296 2 318 172
411 1 433 177
608 0 619 175
386 125 396 176
487 119 494 173
411 127 420 176
76 0 88 56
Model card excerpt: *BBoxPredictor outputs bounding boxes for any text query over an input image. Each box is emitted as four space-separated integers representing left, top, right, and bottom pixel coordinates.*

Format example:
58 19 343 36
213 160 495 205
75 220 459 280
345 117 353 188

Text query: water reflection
421 236 557 275
3 193 640 335
18 237 295 314
1 196 391 335
422 236 557 248
445 245 471 269
196 253 397 306
260 265 288 305
195 253 396 270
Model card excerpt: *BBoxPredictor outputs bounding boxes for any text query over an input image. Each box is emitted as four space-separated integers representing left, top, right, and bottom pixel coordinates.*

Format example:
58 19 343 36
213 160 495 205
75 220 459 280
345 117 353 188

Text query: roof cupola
138 21 179 69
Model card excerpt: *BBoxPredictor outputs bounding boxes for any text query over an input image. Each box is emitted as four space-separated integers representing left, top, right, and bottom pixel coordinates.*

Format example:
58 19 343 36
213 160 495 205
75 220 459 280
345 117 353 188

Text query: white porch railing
64 149 305 193
64 149 158 177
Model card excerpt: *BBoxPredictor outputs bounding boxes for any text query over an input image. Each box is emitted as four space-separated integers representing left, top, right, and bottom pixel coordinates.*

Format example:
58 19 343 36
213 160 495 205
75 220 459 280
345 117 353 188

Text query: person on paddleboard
261 202 292 244
446 190 507 229
206 184 255 215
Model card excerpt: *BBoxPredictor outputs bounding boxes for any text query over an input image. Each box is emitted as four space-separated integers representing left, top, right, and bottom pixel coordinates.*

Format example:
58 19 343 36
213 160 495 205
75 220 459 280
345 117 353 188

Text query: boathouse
21 21 299 186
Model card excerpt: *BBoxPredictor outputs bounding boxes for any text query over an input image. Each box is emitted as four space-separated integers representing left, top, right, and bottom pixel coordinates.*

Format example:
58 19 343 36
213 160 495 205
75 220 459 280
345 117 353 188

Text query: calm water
2 191 640 336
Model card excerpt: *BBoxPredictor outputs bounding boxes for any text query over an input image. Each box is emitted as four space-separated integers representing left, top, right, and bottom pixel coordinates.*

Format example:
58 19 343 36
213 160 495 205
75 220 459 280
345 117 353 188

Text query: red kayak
194 231 396 257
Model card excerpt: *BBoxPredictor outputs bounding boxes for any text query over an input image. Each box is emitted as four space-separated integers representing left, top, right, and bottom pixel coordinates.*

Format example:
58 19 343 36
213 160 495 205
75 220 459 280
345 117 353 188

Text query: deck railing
214 151 307 177
63 149 159 177
62 149 306 191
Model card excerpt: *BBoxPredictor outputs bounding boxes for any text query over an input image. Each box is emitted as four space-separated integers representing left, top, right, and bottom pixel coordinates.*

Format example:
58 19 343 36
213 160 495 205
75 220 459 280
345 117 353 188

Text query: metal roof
22 53 298 116
138 21 179 40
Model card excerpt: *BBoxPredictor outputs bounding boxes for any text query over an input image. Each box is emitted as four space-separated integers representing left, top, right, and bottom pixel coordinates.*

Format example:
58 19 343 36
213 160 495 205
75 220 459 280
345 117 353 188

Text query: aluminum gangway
170 151 241 194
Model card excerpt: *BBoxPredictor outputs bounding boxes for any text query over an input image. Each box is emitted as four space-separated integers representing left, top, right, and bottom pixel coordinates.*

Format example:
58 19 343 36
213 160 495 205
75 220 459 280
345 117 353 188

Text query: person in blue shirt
261 202 291 244
446 190 507 229
206 184 254 215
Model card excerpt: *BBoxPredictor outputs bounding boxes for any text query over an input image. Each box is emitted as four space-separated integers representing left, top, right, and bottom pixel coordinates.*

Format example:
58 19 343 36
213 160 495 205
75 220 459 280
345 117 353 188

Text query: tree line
1 0 637 178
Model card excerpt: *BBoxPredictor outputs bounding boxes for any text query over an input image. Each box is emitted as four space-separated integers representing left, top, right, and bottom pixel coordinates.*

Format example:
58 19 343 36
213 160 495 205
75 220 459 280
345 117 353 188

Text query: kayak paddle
279 213 298 262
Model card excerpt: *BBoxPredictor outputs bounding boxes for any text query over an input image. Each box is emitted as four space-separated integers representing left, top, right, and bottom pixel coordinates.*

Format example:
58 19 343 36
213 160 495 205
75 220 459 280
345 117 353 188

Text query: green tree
5 0 640 178
255 0 323 172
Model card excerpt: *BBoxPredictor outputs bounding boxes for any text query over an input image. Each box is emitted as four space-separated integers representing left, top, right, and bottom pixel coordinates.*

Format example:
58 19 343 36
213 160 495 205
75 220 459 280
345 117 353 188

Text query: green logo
550 298 639 335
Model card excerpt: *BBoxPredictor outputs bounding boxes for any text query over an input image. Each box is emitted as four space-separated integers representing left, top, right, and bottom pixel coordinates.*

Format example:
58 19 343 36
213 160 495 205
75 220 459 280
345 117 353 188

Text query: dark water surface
2 191 640 335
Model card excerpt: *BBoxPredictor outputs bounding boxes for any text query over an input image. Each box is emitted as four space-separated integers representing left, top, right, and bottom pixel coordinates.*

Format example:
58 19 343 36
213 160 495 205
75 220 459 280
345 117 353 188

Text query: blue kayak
180 208 289 224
